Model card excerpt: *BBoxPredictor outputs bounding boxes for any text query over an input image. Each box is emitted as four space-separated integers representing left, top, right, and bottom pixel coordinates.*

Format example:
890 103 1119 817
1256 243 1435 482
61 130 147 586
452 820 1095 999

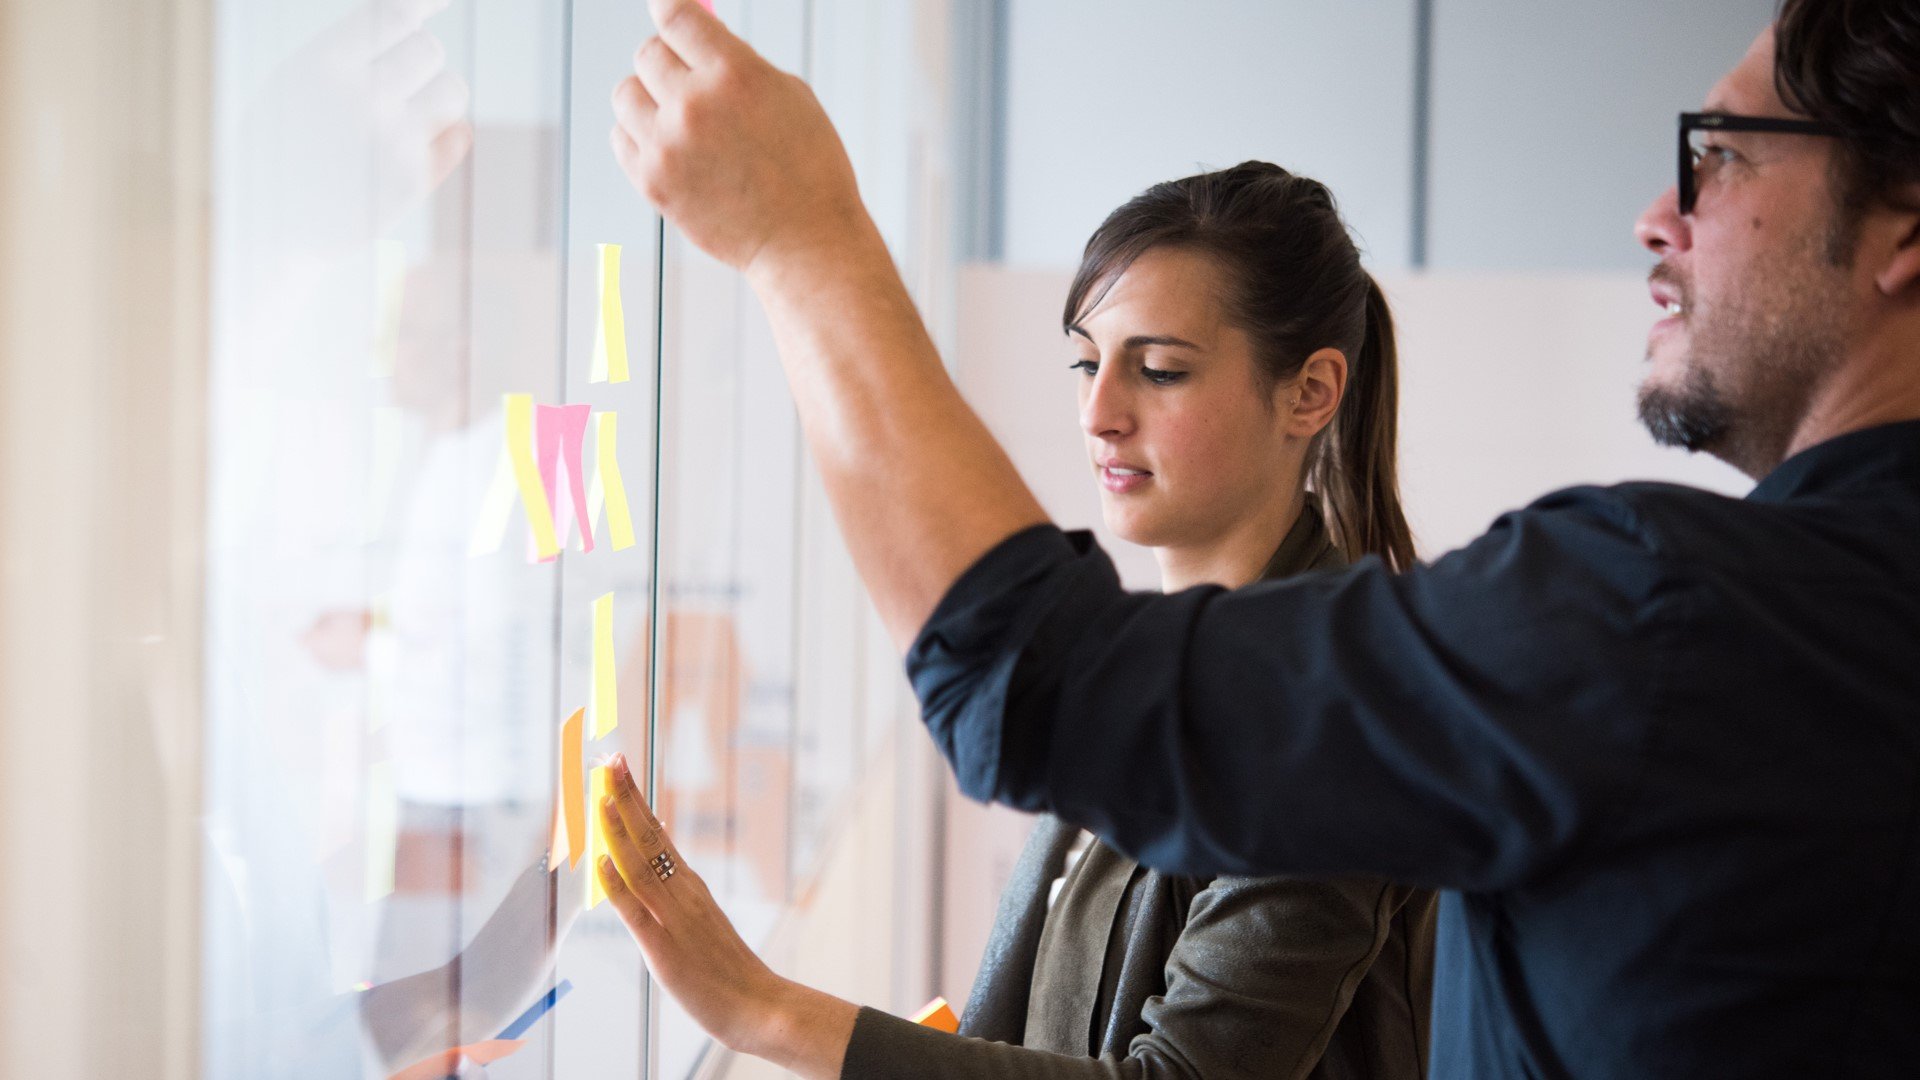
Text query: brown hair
1774 0 1920 224
1063 161 1415 571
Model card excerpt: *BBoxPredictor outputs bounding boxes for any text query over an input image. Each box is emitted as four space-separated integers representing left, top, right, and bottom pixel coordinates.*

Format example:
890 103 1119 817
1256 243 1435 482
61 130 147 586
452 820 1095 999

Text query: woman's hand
596 754 858 1079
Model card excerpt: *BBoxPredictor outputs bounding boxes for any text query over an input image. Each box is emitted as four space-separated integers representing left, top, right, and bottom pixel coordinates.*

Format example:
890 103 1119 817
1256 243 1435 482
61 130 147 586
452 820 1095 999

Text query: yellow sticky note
586 765 612 909
590 243 630 384
593 412 636 551
551 708 586 870
912 997 960 1033
591 594 618 738
505 394 561 559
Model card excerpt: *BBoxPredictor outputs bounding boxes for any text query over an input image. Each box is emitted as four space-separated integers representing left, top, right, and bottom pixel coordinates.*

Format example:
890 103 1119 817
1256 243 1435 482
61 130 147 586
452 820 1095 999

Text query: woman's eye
1142 366 1185 386
1069 359 1098 376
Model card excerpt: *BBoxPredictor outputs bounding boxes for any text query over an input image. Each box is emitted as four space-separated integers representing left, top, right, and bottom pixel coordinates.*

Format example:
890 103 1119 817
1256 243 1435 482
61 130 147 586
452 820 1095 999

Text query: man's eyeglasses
1677 111 1849 215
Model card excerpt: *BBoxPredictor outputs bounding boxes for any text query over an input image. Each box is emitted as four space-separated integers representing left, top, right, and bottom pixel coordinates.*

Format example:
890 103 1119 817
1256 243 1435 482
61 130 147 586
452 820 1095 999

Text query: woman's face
1070 246 1298 551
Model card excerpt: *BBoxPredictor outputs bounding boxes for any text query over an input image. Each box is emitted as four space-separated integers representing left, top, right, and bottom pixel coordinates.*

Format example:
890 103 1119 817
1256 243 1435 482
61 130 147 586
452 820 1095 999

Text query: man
608 1 1920 1075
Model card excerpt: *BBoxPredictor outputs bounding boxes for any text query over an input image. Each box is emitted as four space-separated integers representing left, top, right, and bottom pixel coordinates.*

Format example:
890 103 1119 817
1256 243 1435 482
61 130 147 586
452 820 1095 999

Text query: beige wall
0 0 210 1077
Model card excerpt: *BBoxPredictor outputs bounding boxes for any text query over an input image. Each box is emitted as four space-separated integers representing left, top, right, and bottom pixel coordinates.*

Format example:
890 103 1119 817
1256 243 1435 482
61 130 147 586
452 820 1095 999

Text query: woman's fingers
632 35 691 100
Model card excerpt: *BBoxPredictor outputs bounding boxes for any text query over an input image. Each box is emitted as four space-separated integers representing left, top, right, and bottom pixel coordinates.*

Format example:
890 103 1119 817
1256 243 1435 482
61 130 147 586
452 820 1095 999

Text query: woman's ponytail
1312 275 1415 571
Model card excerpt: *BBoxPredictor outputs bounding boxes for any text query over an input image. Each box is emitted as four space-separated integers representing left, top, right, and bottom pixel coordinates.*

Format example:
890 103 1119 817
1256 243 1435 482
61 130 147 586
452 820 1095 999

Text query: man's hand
610 0 868 278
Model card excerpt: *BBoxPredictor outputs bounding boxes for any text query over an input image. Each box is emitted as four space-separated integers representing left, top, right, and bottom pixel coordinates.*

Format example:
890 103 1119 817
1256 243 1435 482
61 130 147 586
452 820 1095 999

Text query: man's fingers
632 36 691 99
612 75 657 133
646 0 737 70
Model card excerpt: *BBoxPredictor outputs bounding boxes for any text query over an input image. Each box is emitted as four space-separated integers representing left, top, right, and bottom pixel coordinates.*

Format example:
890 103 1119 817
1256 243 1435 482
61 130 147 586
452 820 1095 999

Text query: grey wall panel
1427 0 1775 271
1001 0 1418 270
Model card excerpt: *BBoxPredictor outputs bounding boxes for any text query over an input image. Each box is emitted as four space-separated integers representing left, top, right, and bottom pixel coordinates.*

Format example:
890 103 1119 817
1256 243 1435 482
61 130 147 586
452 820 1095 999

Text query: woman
594 162 1436 1080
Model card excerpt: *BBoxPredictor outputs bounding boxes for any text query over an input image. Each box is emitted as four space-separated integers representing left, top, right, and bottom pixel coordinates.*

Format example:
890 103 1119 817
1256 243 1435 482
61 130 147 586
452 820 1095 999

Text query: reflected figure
202 0 575 1074
593 162 1438 1080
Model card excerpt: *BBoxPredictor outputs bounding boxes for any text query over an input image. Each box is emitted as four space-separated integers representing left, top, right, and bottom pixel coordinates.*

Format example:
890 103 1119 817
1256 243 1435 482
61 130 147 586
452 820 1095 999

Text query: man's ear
1874 186 1920 298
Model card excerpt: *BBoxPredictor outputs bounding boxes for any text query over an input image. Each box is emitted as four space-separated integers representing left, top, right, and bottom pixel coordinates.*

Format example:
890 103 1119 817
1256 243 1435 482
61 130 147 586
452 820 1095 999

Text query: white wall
997 0 1775 273
1001 0 1417 269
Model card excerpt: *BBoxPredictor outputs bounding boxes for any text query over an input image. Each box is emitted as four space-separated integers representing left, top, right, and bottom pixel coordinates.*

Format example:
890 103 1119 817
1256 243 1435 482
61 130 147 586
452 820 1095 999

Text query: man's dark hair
1774 0 1920 222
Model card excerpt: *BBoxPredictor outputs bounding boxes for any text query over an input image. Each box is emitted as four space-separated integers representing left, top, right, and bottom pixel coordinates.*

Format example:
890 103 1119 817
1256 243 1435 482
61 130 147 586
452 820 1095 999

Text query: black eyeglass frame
1677 111 1850 215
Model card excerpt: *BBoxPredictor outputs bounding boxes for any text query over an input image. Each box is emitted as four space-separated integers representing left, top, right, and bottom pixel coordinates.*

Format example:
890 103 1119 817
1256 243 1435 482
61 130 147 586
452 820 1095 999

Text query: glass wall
201 2 953 1076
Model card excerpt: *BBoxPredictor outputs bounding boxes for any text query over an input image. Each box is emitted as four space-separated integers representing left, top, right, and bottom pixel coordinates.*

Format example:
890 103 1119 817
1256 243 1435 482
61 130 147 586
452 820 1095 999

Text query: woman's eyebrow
1064 325 1201 351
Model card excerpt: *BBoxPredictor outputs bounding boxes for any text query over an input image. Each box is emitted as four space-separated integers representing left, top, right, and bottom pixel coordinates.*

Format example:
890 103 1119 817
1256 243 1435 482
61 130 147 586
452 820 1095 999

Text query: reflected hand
596 754 856 1079
609 0 870 277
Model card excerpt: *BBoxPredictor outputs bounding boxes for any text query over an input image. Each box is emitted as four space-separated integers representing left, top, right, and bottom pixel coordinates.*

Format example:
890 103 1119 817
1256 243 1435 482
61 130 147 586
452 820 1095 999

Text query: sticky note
550 708 586 870
912 997 960 1033
365 761 398 903
469 441 519 557
536 403 594 559
389 1039 526 1080
591 593 618 738
505 394 561 560
590 243 630 384
586 764 613 909
697 0 714 11
590 411 637 551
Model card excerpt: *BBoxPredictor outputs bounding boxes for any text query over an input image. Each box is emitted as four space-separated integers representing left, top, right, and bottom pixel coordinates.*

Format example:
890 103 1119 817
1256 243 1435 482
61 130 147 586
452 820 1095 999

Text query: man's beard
1638 365 1735 453
1636 241 1847 477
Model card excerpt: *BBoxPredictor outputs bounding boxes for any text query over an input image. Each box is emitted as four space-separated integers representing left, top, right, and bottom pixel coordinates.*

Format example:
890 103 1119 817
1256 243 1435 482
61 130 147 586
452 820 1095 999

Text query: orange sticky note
591 593 618 738
389 1038 526 1080
586 764 612 909
911 997 959 1033
550 708 586 870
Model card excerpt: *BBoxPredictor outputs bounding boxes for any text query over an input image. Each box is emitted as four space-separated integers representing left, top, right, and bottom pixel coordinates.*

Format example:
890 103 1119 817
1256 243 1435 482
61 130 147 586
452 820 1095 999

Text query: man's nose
1635 186 1691 256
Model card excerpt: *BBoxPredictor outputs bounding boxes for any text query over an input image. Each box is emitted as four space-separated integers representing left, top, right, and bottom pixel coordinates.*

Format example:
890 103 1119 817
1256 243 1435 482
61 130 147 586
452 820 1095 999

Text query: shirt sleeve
905 487 1692 892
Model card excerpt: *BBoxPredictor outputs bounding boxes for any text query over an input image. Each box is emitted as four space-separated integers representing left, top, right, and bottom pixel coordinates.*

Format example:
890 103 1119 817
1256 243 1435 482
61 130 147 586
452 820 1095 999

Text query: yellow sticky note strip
912 997 959 1033
592 593 618 738
551 708 586 870
593 412 636 551
590 243 630 384
586 765 612 909
365 761 398 903
505 394 561 559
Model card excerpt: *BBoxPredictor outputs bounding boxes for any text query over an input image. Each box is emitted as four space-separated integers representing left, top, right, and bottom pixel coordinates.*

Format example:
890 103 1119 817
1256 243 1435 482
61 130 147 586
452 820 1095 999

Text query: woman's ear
1285 347 1347 439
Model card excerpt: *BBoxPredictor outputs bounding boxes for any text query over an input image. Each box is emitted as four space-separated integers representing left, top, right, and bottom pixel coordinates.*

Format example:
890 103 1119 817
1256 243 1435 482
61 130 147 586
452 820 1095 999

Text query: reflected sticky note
505 394 561 560
592 593 618 738
389 1039 526 1080
586 764 613 909
590 243 630 384
365 761 398 903
535 403 594 559
551 708 586 870
591 412 637 551
469 439 519 556
912 997 960 1033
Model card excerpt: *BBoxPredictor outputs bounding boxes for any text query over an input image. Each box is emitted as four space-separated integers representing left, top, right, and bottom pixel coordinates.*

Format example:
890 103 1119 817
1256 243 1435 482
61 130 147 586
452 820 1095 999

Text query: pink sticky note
389 1039 526 1080
535 403 594 560
698 0 714 11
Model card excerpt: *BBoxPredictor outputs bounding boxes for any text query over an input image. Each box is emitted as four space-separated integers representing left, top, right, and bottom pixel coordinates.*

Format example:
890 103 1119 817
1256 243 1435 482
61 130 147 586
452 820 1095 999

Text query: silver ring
649 852 676 882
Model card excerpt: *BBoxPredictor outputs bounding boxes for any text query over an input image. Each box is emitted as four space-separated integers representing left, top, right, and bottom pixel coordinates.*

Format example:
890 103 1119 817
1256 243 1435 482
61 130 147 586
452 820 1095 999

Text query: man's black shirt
906 420 1920 1078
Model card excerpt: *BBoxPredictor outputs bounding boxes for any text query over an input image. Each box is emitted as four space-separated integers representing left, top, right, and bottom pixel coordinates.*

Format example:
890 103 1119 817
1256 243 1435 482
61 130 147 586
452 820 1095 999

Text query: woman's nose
1080 368 1134 439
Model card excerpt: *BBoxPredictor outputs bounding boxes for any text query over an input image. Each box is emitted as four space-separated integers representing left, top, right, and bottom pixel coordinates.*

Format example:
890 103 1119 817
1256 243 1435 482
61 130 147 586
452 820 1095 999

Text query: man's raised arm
610 0 1047 650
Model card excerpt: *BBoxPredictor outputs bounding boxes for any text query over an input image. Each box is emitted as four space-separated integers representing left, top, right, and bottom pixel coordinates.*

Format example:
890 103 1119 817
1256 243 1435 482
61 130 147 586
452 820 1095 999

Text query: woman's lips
1100 465 1152 494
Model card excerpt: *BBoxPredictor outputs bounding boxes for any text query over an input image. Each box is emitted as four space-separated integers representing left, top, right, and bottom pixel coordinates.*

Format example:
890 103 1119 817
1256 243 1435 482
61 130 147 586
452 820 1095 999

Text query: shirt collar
1258 498 1343 582
1748 419 1920 504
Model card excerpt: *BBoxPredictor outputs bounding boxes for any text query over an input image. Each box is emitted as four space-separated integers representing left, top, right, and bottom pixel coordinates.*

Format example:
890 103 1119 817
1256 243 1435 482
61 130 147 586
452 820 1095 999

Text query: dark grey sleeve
842 876 1419 1080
